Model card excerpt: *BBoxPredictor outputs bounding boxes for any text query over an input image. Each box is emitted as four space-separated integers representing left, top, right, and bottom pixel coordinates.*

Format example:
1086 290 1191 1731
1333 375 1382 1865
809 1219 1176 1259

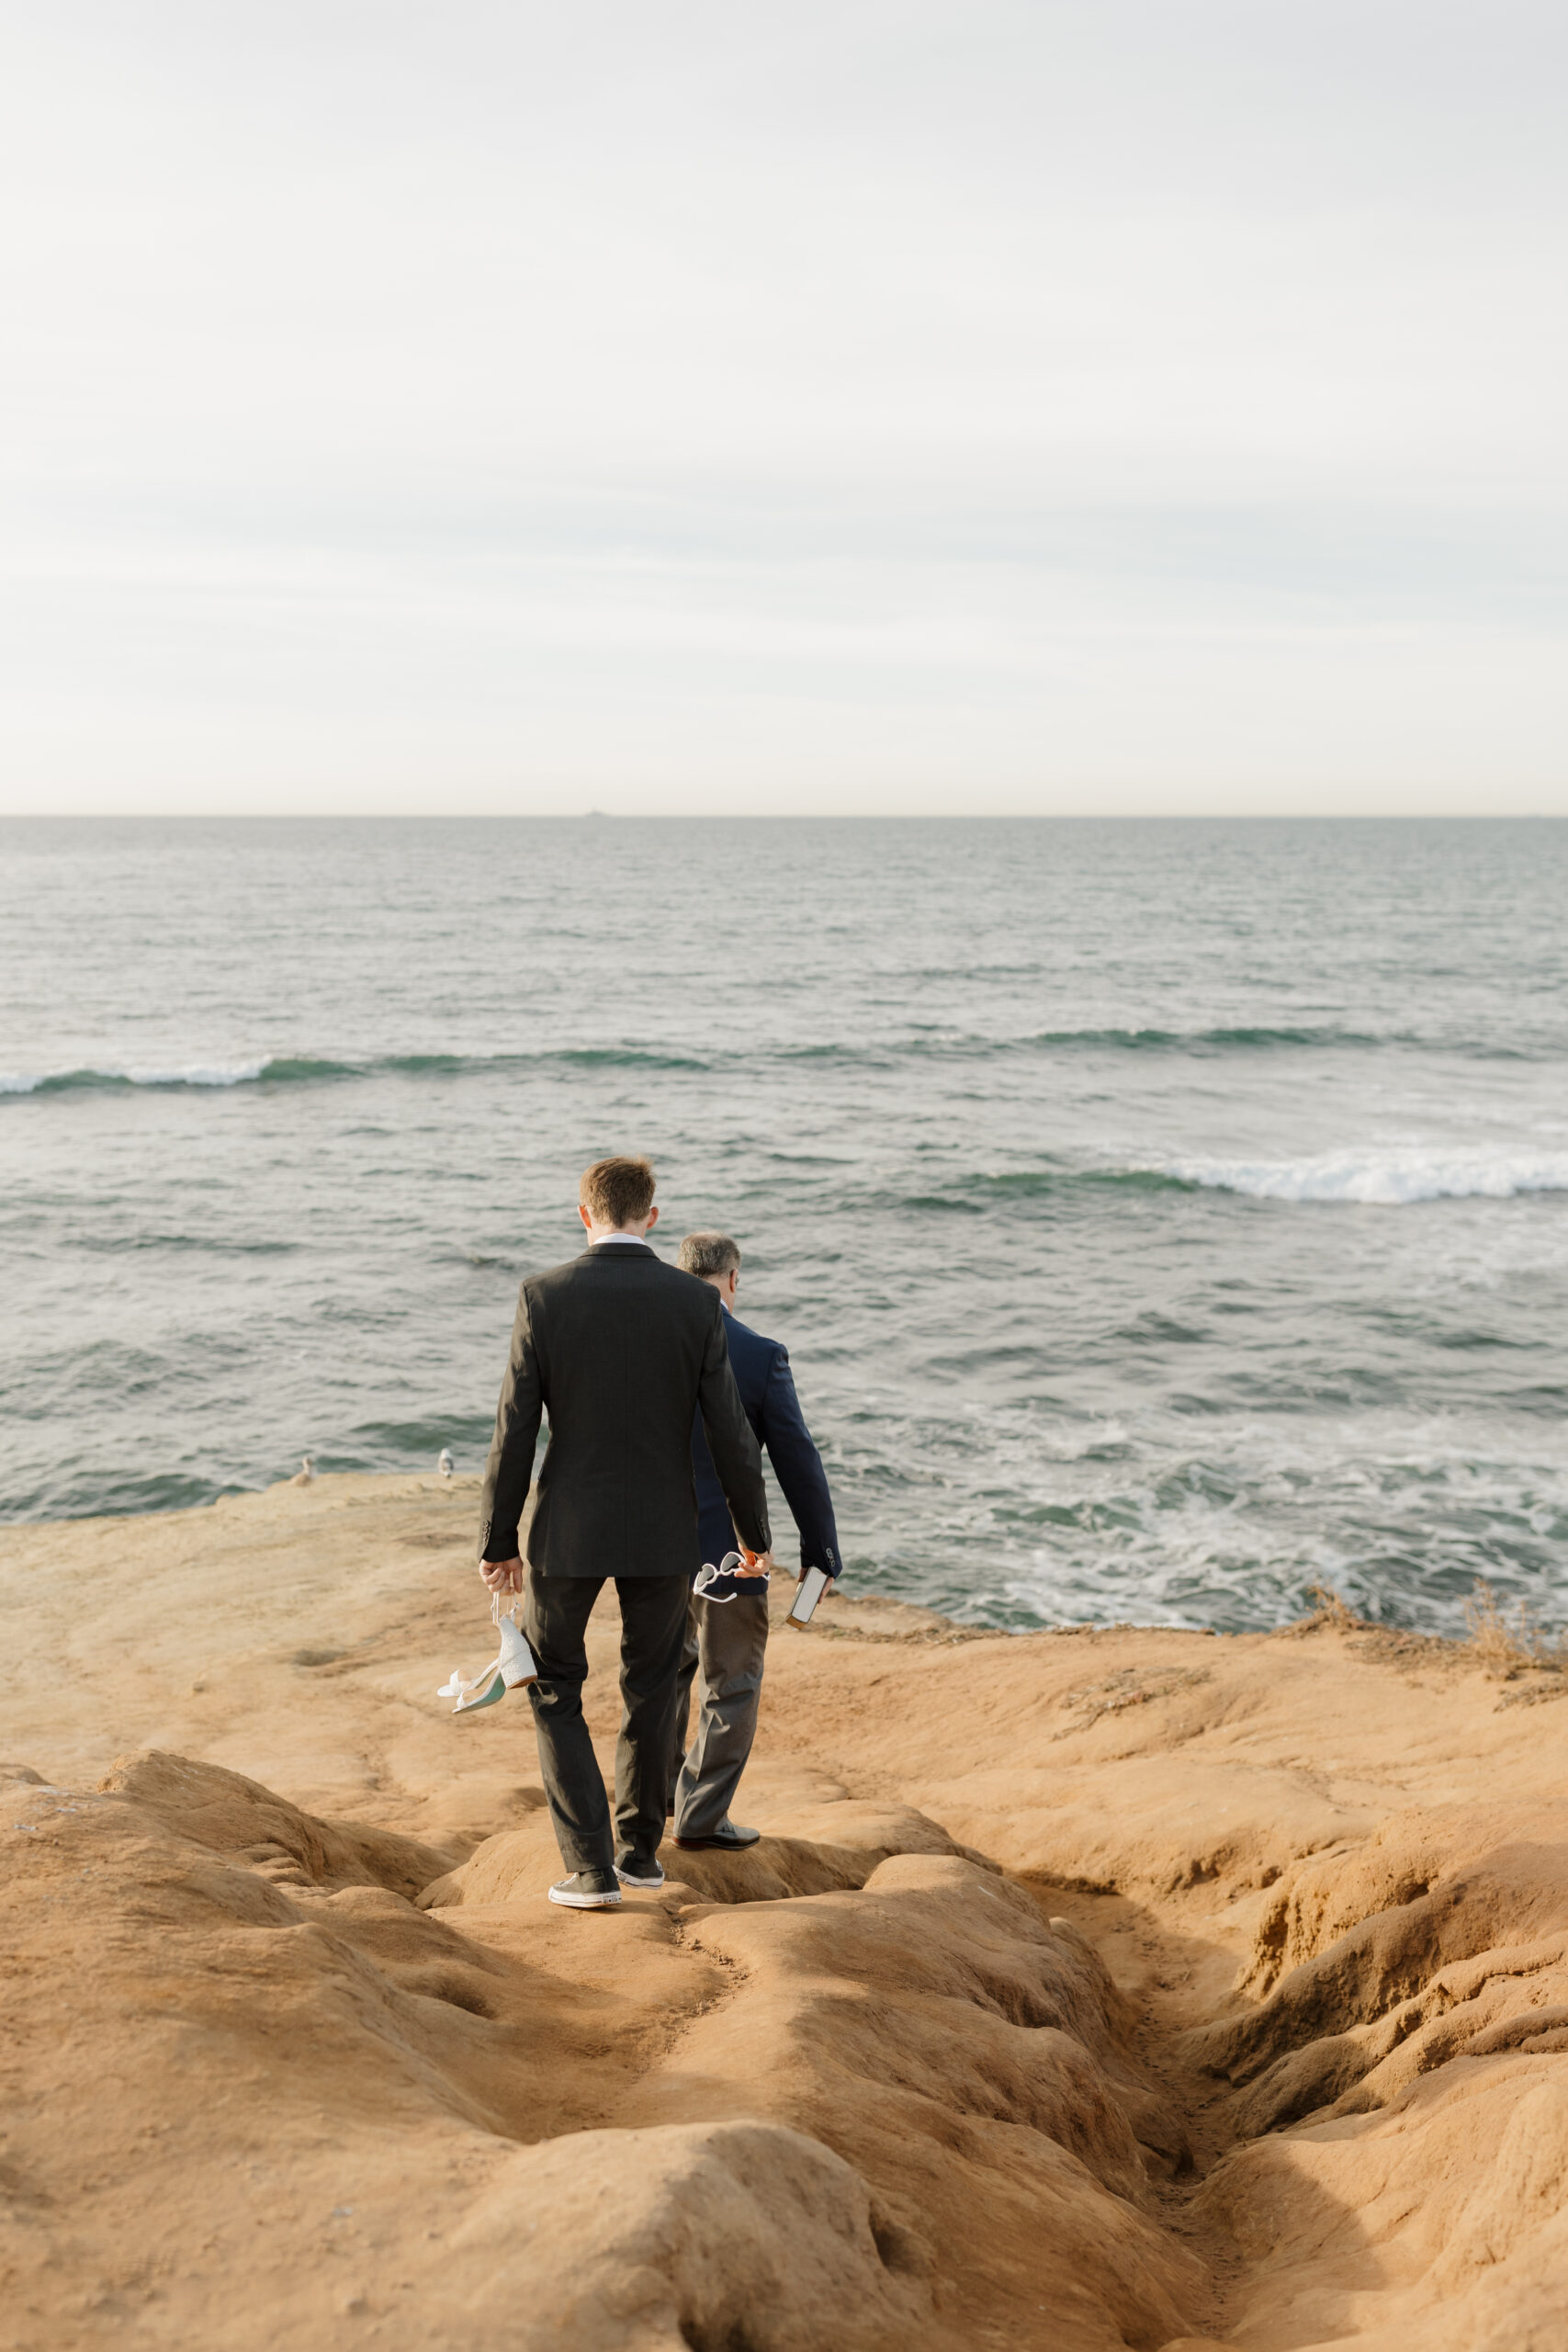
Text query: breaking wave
0 1060 274 1095
0 1023 1547 1104
0 1046 711 1098
1151 1148 1568 1205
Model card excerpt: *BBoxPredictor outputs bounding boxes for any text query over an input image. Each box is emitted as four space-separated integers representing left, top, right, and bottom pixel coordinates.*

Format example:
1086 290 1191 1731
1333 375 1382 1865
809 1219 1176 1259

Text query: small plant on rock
1463 1581 1565 1678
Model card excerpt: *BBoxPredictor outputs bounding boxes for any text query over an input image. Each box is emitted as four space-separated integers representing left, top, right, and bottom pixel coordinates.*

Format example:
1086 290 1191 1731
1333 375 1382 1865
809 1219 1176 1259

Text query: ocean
3 816 1565 1638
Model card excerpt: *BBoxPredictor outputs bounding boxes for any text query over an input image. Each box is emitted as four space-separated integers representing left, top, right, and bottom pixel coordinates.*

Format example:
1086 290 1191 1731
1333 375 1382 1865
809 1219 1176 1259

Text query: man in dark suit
478 1159 771 1910
670 1231 840 1851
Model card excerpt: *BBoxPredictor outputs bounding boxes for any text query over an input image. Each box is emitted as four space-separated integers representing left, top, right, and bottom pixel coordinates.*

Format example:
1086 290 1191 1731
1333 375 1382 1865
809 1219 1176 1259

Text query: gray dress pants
523 1567 691 1874
671 1588 770 1838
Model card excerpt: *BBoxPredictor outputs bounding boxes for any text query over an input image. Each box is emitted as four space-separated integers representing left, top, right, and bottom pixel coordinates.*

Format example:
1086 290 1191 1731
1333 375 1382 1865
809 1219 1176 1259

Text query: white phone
787 1566 831 1627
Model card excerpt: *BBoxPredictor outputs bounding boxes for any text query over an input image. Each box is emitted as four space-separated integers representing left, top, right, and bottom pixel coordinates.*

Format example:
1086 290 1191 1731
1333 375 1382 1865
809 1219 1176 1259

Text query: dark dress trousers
479 1241 770 1876
673 1309 840 1838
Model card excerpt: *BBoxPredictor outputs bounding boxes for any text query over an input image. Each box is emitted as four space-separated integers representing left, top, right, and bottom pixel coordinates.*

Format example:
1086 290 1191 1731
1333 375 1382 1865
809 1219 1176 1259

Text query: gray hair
678 1231 741 1280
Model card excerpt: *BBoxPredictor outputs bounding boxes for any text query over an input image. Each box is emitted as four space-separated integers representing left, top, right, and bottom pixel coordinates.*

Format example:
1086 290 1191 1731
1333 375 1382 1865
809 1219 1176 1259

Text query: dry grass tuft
1463 1581 1565 1679
1297 1580 1372 1634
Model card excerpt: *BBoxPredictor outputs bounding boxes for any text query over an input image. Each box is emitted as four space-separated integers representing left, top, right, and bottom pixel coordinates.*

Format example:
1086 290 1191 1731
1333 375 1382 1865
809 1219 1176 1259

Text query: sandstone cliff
3 1476 1565 2348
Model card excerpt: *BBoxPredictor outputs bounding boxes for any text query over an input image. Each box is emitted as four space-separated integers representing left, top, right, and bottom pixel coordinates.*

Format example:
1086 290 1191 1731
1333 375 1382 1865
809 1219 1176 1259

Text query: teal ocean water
3 817 1565 1636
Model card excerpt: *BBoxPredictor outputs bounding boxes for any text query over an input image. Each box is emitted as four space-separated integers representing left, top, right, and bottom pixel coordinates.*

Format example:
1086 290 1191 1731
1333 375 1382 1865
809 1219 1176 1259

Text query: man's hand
480 1556 525 1595
737 1549 774 1577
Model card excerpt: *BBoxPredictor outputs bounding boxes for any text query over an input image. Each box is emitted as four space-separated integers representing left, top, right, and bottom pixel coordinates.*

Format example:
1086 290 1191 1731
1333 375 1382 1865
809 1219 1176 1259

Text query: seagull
438 1449 455 1478
290 1454 315 1486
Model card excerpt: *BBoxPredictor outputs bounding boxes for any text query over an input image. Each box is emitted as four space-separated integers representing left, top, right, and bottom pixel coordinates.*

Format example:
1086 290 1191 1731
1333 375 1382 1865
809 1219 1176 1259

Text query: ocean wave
0 1022 1544 1105
918 1153 1568 1211
1155 1148 1568 1205
1014 1023 1391 1054
910 1023 1562 1059
0 1045 710 1099
922 1167 1190 1205
870 1024 1390 1061
0 1060 272 1095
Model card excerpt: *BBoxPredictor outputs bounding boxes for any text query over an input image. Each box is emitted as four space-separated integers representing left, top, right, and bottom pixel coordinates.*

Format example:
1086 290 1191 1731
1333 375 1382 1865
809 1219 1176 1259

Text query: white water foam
1156 1147 1568 1205
0 1059 268 1094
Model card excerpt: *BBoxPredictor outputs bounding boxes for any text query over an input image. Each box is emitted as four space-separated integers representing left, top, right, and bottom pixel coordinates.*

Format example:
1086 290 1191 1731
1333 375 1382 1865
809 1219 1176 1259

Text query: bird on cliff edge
290 1454 315 1486
438 1448 454 1478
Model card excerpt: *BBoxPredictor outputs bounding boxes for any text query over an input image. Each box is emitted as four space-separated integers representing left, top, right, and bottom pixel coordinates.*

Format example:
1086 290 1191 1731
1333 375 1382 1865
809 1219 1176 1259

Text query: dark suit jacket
691 1308 840 1578
479 1243 771 1577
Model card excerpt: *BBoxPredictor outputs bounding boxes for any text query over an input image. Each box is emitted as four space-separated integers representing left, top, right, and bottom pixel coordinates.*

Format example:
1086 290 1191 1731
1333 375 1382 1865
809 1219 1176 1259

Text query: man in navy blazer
670 1230 841 1849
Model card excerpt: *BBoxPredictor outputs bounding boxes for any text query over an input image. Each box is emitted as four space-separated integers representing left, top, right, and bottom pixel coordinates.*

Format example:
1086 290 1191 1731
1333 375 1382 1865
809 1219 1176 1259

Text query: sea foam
0 1060 269 1095
0 1045 709 1099
1156 1147 1568 1205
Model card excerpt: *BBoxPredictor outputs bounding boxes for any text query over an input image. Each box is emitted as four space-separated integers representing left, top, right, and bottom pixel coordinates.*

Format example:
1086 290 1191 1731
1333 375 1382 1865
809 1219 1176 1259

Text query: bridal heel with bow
437 1603 538 1716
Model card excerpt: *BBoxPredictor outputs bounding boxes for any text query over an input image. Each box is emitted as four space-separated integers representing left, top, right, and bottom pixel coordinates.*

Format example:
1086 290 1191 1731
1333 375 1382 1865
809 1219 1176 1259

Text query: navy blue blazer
691 1309 840 1578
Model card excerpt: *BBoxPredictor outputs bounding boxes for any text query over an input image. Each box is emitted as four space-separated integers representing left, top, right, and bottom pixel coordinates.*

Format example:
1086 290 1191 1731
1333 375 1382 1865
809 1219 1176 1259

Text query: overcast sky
1 1 1564 814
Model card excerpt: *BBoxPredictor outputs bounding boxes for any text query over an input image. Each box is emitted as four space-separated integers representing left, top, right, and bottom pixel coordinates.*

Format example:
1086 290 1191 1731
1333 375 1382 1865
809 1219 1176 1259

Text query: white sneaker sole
614 1866 665 1889
547 1884 622 1909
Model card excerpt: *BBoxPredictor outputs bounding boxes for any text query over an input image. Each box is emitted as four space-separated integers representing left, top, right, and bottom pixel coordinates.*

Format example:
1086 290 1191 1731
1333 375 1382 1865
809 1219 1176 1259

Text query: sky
1 1 1564 816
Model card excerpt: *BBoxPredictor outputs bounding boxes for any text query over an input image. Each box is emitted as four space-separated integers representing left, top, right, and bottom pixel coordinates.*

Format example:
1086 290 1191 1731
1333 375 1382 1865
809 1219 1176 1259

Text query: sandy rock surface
3 1474 1567 2349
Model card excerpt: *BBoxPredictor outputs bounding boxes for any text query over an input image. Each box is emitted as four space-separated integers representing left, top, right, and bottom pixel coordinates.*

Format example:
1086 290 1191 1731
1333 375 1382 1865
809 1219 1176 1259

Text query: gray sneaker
614 1854 666 1889
547 1871 623 1909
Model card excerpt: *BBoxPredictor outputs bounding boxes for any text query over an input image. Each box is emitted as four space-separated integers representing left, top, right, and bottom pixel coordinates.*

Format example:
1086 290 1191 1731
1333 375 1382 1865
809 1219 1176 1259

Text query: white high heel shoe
437 1601 538 1716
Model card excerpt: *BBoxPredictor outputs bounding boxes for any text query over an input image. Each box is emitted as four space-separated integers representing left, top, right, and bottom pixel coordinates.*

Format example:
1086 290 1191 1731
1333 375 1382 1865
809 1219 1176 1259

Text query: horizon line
3 808 1566 825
